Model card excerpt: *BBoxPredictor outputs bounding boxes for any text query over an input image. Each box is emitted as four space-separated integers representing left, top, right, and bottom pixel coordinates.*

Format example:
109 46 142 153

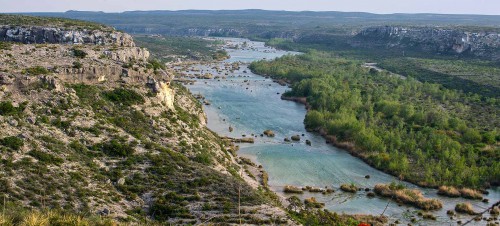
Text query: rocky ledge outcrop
0 26 135 46
104 47 150 62
354 26 500 60
147 72 175 110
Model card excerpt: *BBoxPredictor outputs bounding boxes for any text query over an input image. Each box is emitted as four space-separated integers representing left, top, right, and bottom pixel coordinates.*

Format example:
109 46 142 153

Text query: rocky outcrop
146 72 175 110
0 26 135 46
103 47 150 62
354 26 500 60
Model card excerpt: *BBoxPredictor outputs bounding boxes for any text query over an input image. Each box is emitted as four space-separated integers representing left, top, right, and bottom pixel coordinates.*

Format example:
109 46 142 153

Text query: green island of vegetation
250 50 499 189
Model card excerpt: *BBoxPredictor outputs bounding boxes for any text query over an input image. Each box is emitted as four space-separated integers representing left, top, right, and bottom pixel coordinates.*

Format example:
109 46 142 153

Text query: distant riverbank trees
250 51 499 188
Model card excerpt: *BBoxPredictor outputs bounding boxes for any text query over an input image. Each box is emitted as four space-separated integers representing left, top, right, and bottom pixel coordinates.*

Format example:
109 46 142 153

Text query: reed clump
374 183 443 210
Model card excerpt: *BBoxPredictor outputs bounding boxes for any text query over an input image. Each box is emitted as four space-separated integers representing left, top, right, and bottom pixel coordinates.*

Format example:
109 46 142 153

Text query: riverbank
182 37 499 225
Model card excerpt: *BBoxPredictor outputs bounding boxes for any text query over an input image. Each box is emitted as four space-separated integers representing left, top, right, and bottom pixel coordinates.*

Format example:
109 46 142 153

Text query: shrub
304 197 325 208
455 203 476 215
102 88 144 106
72 48 87 58
72 61 83 69
24 66 49 75
340 183 358 193
28 150 64 165
459 188 483 200
147 59 165 71
374 183 442 210
193 151 212 164
100 139 135 157
283 185 304 194
0 136 24 150
437 186 460 197
0 41 12 50
0 101 20 116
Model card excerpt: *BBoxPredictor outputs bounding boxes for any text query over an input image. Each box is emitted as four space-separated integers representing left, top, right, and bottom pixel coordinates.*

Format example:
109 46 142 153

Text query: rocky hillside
0 15 292 225
354 26 500 60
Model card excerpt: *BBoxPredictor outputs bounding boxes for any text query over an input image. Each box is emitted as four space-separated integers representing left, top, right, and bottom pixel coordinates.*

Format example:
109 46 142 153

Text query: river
183 37 499 225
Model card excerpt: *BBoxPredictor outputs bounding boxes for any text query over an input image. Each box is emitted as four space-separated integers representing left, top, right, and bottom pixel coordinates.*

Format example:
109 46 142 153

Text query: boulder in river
306 140 311 146
263 130 275 137
291 135 301 141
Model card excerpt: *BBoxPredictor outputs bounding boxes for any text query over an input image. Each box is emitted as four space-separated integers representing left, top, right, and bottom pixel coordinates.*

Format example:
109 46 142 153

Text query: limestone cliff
0 25 136 47
354 26 500 60
0 25 174 110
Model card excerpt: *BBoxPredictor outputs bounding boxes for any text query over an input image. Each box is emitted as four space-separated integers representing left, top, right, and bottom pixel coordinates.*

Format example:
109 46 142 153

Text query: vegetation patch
458 188 483 200
102 88 145 106
72 48 87 58
0 101 27 116
28 150 64 165
374 183 443 210
250 51 500 189
0 136 24 150
283 185 304 194
96 139 135 157
455 202 476 215
340 184 358 193
23 66 50 75
437 186 461 197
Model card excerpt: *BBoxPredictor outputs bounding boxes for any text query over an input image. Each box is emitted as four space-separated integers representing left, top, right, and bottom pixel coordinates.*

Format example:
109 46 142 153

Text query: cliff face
0 25 135 47
0 17 295 225
354 26 500 60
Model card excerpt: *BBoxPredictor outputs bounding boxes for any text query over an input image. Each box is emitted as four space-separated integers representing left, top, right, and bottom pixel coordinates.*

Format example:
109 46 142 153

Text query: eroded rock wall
354 26 500 60
0 26 135 47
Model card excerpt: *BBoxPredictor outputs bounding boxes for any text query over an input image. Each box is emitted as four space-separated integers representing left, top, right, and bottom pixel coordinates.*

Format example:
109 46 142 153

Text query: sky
0 0 499 15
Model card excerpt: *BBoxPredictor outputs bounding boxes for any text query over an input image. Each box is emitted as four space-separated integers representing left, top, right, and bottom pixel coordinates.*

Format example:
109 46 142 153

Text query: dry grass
21 212 49 226
0 215 14 226
0 210 119 226
455 203 476 215
284 185 304 194
340 184 358 193
437 186 461 197
374 184 443 210
304 197 325 208
459 188 483 200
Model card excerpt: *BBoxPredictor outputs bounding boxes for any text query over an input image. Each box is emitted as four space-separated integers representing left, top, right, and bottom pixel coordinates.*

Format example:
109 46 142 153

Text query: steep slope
354 26 500 61
0 15 292 225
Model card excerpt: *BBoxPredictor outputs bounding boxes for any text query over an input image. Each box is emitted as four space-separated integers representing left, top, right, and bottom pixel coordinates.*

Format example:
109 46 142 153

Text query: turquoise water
186 38 499 225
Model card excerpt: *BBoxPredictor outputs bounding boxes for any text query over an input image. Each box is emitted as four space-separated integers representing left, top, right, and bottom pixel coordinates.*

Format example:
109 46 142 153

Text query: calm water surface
185 38 499 225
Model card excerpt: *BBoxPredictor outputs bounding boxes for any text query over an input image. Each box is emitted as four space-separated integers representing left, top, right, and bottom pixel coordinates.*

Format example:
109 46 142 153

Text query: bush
459 188 483 200
0 136 24 150
72 61 83 69
455 203 476 215
24 66 49 75
437 186 460 197
193 151 212 164
147 59 165 71
374 183 442 210
28 150 64 165
340 184 358 193
0 101 18 116
0 41 12 50
283 185 304 194
100 139 135 157
102 88 144 106
72 48 87 58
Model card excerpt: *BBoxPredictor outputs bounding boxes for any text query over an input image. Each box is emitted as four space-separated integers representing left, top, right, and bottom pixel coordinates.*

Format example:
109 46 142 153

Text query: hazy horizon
0 0 499 15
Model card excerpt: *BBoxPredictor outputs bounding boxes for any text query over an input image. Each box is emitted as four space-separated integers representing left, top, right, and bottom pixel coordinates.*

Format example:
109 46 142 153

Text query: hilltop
0 15 294 224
